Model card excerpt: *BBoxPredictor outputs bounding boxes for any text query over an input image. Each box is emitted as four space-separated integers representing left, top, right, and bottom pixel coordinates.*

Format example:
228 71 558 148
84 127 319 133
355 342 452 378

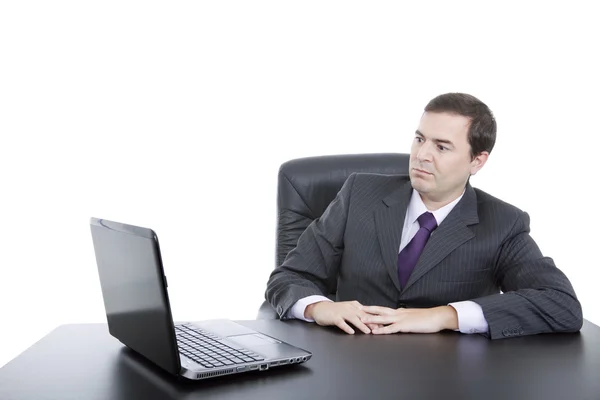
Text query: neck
419 188 465 211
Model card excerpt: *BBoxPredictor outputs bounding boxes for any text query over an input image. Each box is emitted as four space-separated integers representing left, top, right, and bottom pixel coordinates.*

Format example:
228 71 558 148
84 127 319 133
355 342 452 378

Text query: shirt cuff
288 295 333 322
448 300 489 334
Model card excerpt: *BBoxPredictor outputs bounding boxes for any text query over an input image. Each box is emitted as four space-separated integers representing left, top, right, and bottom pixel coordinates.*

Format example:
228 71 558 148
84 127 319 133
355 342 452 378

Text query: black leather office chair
257 153 410 319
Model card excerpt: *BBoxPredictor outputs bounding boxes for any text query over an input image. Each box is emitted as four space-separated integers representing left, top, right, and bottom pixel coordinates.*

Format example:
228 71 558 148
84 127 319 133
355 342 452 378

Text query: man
265 93 583 339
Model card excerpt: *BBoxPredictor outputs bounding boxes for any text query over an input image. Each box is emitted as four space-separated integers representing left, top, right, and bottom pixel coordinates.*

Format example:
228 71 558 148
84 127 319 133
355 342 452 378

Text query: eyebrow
415 130 455 148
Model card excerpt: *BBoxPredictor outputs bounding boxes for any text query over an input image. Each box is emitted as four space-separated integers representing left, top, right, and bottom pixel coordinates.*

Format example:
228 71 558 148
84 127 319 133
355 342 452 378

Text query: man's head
409 93 497 208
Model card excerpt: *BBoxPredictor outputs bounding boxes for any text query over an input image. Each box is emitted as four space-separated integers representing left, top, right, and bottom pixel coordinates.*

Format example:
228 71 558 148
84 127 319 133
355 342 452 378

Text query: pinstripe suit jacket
265 173 583 339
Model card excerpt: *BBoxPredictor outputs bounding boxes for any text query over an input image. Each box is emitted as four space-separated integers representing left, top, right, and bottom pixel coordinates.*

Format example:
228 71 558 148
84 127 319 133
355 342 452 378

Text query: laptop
89 217 312 380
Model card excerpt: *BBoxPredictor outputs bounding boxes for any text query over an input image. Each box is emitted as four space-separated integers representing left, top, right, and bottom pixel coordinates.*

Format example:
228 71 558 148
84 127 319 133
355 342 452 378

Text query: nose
416 141 434 163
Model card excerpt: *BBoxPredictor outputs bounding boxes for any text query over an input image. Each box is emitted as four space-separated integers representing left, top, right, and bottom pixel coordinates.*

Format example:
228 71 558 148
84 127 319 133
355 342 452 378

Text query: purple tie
398 212 438 288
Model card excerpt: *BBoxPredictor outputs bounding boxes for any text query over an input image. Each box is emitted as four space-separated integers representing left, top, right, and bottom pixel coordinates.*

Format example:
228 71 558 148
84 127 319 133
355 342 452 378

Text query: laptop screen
90 218 180 375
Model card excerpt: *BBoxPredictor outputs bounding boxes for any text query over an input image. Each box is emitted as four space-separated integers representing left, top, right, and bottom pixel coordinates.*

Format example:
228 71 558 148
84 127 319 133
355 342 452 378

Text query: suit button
502 328 511 337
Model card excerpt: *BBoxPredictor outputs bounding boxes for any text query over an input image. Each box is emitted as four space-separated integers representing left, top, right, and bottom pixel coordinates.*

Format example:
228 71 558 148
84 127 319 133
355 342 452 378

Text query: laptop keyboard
175 324 265 369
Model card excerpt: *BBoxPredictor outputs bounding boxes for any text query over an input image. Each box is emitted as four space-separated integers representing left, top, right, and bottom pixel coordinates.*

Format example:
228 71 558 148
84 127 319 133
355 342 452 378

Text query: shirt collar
407 188 465 227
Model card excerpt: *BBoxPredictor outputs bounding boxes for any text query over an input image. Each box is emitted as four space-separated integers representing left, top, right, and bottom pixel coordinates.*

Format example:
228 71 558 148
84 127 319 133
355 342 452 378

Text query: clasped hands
304 300 458 335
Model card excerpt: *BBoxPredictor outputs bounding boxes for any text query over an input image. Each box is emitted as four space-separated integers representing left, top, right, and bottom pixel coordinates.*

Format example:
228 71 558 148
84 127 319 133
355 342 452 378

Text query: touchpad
228 334 281 347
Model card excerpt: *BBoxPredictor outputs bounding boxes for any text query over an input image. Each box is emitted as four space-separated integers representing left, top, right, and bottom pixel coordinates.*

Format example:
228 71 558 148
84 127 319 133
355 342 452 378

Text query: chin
410 177 433 194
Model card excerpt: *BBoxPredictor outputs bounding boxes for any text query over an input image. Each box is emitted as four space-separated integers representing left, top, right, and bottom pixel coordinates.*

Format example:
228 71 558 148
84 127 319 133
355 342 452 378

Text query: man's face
409 112 488 205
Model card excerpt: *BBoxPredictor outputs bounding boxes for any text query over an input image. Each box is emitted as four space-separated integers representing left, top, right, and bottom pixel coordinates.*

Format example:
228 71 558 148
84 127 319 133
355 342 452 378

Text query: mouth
412 168 433 176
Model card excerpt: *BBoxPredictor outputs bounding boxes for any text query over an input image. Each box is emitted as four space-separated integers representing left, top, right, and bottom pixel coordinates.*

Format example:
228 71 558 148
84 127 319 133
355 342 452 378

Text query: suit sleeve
472 211 583 339
264 173 356 319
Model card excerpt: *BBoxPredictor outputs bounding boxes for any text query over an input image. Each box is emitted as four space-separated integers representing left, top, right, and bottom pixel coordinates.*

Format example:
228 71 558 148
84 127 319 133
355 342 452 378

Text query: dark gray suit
265 173 583 339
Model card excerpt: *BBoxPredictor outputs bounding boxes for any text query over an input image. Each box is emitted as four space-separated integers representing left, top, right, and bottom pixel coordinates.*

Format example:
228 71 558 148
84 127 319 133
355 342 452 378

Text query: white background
1 1 598 368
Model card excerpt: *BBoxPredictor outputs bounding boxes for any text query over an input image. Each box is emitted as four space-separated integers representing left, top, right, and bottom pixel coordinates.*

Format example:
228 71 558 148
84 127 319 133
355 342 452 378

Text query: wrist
437 305 458 331
304 301 325 319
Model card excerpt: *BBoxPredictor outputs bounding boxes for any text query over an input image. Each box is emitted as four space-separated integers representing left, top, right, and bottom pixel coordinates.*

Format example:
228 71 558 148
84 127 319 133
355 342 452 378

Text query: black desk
2 320 600 400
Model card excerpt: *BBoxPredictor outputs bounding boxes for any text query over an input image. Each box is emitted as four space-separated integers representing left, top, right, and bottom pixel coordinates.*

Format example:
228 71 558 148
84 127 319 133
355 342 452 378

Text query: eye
437 145 448 151
415 136 424 143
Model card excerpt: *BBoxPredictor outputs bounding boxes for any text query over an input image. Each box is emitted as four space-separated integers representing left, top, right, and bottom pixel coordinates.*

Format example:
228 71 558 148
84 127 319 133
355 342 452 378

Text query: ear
470 152 489 175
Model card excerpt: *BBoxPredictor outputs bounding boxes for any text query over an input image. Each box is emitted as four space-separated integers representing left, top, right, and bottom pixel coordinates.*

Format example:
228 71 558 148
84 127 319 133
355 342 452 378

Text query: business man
265 92 583 340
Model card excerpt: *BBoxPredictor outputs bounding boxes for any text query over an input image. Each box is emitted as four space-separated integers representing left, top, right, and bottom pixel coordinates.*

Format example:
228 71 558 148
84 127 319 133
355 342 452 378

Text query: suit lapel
402 183 479 292
374 180 413 292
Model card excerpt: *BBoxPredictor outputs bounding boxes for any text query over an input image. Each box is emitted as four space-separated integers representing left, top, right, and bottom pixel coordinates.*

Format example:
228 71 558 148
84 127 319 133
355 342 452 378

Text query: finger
361 314 397 325
335 319 355 335
361 305 395 315
348 315 371 334
366 323 383 330
372 324 401 335
350 301 363 311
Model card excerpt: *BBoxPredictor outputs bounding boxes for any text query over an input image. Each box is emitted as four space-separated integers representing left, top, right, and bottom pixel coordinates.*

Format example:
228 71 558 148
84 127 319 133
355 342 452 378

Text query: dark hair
424 93 497 159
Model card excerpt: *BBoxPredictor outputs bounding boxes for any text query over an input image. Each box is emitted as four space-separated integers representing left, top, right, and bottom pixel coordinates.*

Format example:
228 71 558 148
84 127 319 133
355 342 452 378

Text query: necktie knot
417 212 437 233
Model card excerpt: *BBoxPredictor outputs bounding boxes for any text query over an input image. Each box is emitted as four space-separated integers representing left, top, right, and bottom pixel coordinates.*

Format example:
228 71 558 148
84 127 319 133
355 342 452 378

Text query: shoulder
343 172 410 203
474 187 523 214
350 172 410 186
473 187 529 230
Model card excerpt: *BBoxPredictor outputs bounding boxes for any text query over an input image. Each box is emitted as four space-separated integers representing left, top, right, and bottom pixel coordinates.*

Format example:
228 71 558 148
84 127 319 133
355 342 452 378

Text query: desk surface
1 320 600 400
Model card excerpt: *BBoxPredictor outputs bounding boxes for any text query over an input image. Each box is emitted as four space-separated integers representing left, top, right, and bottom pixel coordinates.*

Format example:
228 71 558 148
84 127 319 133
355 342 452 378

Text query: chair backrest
275 153 410 273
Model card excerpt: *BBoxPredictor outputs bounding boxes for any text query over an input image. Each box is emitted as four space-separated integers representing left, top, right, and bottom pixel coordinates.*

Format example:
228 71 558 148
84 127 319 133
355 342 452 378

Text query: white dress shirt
288 188 489 335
